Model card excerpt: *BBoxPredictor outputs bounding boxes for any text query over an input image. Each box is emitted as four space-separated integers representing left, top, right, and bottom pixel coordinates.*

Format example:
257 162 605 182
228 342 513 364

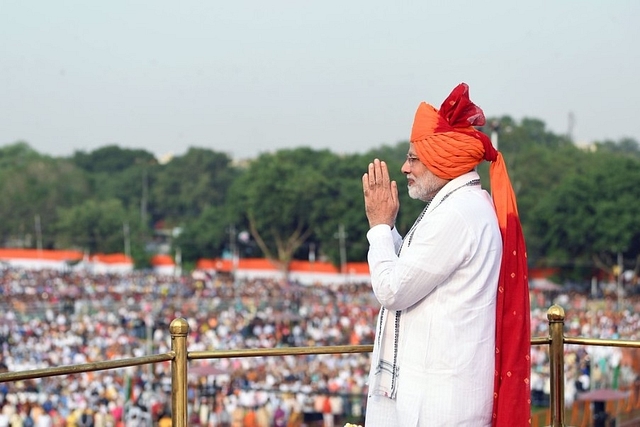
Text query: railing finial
547 304 565 322
170 317 189 336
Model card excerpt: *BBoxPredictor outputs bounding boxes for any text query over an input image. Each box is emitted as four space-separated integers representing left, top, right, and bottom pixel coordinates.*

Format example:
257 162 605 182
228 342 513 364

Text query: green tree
0 141 42 169
150 148 237 226
296 151 370 268
174 204 234 263
594 137 640 159
71 145 158 225
230 147 349 275
55 198 143 256
4 120 639 287
531 153 640 281
0 145 90 247
72 145 156 173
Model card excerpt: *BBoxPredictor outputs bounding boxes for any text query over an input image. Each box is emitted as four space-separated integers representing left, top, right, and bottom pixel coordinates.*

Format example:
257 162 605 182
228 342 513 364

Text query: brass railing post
548 305 566 427
170 318 189 427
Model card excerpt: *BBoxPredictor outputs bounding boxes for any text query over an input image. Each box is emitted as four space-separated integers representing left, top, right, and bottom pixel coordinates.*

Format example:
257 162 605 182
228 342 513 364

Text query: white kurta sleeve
367 208 473 311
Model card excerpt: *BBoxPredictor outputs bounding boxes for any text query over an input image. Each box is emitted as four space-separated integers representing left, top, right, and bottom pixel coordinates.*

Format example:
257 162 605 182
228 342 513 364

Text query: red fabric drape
490 153 532 426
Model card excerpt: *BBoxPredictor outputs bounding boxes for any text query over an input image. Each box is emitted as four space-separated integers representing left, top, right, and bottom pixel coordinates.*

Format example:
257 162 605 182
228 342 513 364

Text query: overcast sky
2 1 638 161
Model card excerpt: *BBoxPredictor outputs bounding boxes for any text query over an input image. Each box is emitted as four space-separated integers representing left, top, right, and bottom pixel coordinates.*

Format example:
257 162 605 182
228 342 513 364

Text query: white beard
407 172 445 202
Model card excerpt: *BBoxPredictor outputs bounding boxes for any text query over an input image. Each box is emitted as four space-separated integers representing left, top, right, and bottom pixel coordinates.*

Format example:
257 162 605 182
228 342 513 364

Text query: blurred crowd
0 267 639 426
530 290 640 409
0 268 377 426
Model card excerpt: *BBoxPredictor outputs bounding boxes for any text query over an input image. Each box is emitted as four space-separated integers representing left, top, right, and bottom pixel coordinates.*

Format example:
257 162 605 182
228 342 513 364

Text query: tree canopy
531 154 640 280
1 124 639 285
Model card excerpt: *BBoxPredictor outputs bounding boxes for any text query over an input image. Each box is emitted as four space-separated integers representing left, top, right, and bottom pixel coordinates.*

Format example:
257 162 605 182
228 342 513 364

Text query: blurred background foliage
1 115 639 284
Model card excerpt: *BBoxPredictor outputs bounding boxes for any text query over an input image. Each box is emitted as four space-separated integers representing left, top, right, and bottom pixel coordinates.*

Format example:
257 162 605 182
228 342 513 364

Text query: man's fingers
373 159 383 184
390 180 399 204
368 159 392 187
380 160 391 183
362 173 370 192
368 162 376 186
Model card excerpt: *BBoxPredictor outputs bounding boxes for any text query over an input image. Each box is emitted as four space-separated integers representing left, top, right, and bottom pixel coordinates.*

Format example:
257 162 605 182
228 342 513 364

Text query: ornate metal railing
1 304 639 427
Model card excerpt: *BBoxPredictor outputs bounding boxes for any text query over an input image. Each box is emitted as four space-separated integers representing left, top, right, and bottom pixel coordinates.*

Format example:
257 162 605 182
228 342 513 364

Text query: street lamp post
616 251 623 312
335 224 347 279
490 120 499 151
229 224 238 279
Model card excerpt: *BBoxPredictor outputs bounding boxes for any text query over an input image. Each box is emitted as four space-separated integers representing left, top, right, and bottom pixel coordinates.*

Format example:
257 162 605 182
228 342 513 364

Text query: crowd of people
0 266 639 426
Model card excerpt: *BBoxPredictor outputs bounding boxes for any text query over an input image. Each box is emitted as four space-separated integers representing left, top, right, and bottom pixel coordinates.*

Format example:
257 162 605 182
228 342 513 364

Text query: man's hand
362 158 399 228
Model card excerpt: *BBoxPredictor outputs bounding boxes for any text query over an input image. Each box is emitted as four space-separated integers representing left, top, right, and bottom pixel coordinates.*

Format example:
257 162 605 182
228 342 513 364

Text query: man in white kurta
364 166 501 426
363 82 531 426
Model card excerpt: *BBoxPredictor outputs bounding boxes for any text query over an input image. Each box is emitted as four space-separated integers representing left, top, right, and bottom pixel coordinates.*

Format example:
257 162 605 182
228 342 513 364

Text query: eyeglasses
405 154 421 166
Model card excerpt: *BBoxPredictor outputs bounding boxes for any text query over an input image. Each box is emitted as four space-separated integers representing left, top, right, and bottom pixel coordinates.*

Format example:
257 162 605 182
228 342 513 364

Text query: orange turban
411 83 532 427
410 83 498 179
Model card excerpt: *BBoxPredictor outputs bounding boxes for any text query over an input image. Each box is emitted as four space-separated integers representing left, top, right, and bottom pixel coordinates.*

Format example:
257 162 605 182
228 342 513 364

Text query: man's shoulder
434 186 495 218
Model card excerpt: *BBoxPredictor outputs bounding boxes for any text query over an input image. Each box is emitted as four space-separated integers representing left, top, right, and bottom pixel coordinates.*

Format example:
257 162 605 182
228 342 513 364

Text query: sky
2 1 639 162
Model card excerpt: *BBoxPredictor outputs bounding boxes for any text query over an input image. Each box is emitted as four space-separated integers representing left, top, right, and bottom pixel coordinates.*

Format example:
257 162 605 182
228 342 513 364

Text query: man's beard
407 173 445 202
